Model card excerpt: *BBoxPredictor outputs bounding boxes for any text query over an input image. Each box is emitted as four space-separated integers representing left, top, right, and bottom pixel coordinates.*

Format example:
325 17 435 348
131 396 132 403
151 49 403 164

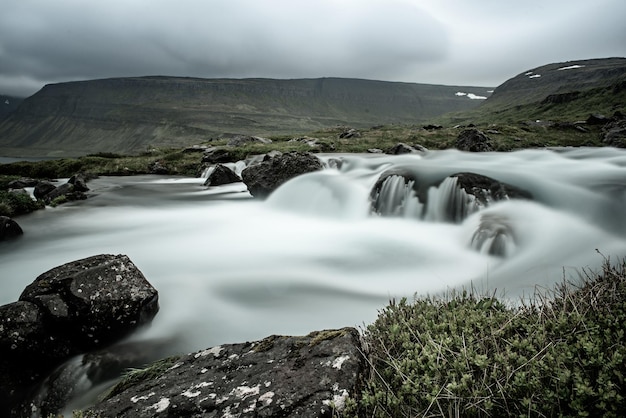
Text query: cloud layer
1 0 625 96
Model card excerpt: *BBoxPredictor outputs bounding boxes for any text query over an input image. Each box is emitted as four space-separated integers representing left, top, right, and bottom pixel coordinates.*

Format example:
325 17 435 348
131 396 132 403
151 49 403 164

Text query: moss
101 355 182 401
308 328 351 347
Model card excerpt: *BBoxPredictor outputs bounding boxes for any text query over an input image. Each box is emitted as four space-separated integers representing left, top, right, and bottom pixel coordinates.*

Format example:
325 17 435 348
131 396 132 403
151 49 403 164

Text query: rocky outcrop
7 178 38 189
204 164 241 186
241 152 324 198
0 216 23 240
87 328 365 418
602 118 626 148
33 175 90 204
456 128 494 152
0 254 158 416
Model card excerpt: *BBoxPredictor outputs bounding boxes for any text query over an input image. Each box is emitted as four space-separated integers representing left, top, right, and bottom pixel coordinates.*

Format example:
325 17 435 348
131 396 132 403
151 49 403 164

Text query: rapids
1 148 626 412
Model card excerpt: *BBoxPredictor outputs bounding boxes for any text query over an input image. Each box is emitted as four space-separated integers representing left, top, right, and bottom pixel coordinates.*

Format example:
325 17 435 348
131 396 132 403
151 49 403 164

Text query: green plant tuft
357 258 626 417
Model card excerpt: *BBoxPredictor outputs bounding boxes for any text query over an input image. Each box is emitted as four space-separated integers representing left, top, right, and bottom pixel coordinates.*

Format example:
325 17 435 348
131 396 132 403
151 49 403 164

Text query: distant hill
0 77 491 157
0 95 23 120
443 57 626 124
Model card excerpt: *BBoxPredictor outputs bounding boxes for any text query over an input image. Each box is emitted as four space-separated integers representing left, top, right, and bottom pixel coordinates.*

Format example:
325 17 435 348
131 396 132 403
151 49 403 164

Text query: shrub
358 258 626 417
0 190 44 216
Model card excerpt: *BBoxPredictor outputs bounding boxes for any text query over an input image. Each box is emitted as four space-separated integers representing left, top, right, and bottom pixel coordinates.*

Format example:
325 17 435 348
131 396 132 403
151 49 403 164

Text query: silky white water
2 148 626 359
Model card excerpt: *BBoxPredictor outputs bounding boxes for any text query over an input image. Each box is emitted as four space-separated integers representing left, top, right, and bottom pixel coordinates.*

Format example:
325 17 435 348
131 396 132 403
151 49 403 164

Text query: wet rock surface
87 328 366 418
0 254 159 416
0 215 23 240
241 151 324 198
204 163 241 186
455 128 494 152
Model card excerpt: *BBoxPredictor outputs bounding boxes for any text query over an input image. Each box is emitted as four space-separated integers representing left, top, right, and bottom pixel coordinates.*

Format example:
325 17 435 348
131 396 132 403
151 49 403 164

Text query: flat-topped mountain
0 77 490 157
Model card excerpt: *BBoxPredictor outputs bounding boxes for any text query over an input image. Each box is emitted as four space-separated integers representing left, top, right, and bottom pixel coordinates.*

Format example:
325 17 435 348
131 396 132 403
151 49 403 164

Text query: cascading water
1 147 626 415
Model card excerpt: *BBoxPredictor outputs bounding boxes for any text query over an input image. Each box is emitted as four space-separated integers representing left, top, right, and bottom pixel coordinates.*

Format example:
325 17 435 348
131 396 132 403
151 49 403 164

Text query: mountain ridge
0 77 491 157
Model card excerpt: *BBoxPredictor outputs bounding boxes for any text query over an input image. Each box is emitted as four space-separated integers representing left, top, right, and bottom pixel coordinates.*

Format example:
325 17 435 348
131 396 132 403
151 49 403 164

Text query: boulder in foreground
87 327 365 417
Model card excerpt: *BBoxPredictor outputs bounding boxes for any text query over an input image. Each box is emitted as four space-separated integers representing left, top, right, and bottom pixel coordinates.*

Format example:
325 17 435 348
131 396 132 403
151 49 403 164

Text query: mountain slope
444 57 626 124
0 95 23 120
0 77 490 157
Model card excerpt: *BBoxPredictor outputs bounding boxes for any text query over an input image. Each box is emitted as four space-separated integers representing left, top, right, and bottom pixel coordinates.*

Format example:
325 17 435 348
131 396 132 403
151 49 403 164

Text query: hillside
0 77 490 157
0 95 23 120
441 57 626 124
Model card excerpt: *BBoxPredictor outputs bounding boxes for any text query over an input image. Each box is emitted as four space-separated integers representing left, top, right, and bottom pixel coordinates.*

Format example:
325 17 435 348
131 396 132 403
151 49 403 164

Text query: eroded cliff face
0 77 489 157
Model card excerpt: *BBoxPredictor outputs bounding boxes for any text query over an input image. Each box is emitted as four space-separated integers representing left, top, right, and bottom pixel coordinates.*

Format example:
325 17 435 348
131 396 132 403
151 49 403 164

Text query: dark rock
204 164 241 186
202 148 239 164
602 119 626 148
8 178 38 189
470 212 516 257
42 182 74 203
19 254 159 351
386 142 425 155
339 128 360 139
456 128 494 152
452 172 532 206
227 135 272 147
586 113 612 125
0 254 159 416
68 173 90 192
148 161 169 175
241 152 323 198
0 216 23 240
422 124 443 130
33 181 57 200
87 328 365 418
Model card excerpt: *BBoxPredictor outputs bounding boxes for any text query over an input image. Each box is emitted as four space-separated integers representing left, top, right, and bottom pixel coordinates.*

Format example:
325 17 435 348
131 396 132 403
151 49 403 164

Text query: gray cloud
1 0 624 97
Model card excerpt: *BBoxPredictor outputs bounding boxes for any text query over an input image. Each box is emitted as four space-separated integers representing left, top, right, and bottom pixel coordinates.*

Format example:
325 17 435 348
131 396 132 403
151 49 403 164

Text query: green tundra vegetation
354 258 626 417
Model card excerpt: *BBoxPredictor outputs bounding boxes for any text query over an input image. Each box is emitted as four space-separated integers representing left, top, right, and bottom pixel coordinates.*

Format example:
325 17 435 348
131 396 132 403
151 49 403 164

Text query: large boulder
19 254 159 350
0 216 23 240
227 135 272 147
202 148 239 164
204 164 241 187
87 328 365 418
456 128 494 152
0 254 159 416
241 151 324 198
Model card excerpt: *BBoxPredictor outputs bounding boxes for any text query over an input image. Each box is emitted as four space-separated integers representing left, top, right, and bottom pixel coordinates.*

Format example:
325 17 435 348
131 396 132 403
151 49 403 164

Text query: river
1 148 626 413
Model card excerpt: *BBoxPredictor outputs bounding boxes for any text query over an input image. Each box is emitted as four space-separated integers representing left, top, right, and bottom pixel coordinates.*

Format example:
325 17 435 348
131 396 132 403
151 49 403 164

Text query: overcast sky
1 0 625 97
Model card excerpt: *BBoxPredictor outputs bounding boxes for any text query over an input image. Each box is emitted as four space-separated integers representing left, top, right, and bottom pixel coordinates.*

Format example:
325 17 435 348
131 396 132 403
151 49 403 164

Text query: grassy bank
355 258 626 417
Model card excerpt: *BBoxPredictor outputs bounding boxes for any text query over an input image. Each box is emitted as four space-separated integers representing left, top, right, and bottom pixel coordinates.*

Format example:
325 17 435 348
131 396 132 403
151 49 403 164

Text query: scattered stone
455 128 494 152
33 181 57 200
68 173 90 192
227 135 272 147
0 216 23 241
386 143 423 155
602 119 626 148
241 151 324 198
422 124 443 130
148 161 169 175
586 113 611 125
367 148 384 154
339 128 360 139
204 164 242 186
8 178 38 189
202 148 239 164
86 328 366 418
